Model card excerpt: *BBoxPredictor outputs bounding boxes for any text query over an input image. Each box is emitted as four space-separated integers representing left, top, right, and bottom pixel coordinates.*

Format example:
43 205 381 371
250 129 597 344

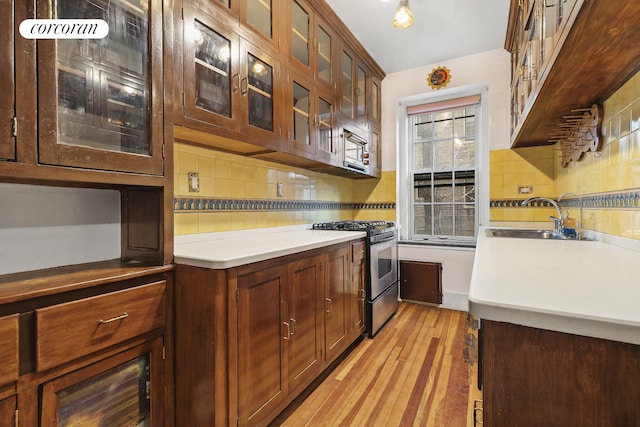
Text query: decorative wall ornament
427 66 451 90
548 103 603 168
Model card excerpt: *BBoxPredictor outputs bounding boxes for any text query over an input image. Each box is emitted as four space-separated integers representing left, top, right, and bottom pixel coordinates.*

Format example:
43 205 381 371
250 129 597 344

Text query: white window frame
396 83 490 245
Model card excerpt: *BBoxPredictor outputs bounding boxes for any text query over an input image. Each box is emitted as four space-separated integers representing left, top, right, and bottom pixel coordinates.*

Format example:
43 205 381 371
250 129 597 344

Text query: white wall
398 245 475 311
380 48 512 171
384 48 511 310
0 184 121 275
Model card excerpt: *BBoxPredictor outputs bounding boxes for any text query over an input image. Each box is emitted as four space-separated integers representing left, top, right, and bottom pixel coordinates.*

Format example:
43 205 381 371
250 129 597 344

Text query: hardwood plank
275 303 481 426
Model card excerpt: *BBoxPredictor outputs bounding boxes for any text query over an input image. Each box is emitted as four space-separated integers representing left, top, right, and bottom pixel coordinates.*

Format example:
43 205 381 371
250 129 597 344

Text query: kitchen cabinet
480 320 640 426
0 395 16 427
506 0 640 147
202 0 281 53
174 237 366 426
399 261 442 305
339 45 369 133
323 244 350 361
237 263 289 425
180 2 283 149
286 255 324 395
0 263 172 426
349 240 366 338
287 0 336 91
286 69 336 162
0 0 15 161
36 0 164 175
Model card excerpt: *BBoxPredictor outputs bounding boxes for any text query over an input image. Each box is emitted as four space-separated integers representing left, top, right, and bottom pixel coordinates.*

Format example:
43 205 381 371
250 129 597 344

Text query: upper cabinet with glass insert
339 45 369 132
181 2 282 145
506 0 640 148
287 0 336 91
37 0 163 175
199 0 281 53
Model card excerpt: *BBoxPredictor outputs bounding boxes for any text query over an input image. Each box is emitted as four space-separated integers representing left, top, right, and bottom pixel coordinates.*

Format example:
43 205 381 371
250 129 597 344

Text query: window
397 85 489 245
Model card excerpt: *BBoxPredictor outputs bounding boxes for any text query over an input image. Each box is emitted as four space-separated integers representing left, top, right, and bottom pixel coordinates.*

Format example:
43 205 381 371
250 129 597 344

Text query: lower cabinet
0 266 172 427
0 395 16 427
175 239 366 427
480 320 640 427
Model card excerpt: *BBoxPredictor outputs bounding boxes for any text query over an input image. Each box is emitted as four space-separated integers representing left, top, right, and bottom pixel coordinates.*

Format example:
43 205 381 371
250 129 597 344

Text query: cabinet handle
283 321 291 340
290 318 297 335
98 312 129 324
473 400 483 425
358 289 366 301
232 74 239 93
325 298 332 313
241 77 248 95
87 89 93 102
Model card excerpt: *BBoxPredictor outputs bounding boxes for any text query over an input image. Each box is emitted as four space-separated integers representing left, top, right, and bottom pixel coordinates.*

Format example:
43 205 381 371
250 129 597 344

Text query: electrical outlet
277 182 283 198
518 186 533 194
188 172 200 192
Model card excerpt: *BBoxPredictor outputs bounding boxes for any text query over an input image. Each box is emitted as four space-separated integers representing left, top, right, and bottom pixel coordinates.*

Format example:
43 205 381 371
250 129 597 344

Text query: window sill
398 239 476 249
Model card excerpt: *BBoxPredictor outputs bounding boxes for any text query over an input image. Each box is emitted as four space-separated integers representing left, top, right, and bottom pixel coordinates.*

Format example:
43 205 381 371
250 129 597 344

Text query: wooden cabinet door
239 38 282 144
286 69 316 155
182 3 241 133
240 0 280 52
287 255 323 394
0 0 15 161
324 244 349 362
399 261 442 305
350 259 366 338
237 264 289 426
0 395 16 427
36 0 163 175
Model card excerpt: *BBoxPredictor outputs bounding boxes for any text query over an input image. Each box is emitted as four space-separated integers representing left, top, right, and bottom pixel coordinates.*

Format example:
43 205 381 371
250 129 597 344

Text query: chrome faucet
558 192 584 240
521 197 564 235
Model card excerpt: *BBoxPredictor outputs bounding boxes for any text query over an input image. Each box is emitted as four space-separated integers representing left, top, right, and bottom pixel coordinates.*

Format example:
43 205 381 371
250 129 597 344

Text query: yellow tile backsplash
491 70 640 240
174 143 396 234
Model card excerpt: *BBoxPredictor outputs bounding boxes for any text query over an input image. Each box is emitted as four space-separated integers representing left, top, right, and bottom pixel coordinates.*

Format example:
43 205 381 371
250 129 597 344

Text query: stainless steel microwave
342 128 370 173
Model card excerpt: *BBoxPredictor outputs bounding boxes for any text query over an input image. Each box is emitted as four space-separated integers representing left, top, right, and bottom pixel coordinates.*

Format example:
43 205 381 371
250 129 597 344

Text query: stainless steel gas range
312 220 399 337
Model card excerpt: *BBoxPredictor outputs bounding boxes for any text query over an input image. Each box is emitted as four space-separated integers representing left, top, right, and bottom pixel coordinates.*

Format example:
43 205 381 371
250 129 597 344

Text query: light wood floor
274 302 482 427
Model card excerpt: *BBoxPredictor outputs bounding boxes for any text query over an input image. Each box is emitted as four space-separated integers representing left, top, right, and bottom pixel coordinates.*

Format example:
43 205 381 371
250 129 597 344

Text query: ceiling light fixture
392 0 414 29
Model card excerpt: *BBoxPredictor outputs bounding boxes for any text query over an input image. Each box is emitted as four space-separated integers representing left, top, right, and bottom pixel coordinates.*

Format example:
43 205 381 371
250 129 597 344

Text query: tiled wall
174 142 396 235
490 71 640 239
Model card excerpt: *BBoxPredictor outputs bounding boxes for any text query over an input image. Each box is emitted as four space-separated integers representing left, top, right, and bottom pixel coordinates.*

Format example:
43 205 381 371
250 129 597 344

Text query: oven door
369 236 398 299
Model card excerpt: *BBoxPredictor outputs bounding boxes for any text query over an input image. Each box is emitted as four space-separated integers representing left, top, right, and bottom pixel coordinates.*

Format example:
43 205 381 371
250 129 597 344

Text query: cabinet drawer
36 281 166 371
0 315 19 386
351 240 366 262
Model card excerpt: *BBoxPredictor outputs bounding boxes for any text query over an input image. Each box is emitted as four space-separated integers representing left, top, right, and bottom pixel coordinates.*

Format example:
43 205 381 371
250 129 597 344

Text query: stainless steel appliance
341 128 370 174
312 220 399 337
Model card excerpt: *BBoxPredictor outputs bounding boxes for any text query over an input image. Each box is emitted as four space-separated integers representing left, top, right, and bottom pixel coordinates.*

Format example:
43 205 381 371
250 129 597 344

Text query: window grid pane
410 102 478 241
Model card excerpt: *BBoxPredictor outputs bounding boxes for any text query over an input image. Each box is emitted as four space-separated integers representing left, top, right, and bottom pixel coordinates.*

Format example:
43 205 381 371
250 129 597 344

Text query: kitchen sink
485 228 577 240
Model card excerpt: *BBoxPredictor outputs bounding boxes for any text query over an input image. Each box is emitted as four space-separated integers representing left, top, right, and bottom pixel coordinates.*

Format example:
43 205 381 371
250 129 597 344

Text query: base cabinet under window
399 261 442 305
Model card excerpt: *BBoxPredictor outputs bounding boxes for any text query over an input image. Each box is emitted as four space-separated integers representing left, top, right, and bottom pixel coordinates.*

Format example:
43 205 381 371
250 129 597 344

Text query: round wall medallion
427 66 451 90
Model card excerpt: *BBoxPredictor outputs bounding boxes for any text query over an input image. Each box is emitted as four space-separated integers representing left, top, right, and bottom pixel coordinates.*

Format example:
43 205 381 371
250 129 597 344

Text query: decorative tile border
490 189 640 209
174 197 396 212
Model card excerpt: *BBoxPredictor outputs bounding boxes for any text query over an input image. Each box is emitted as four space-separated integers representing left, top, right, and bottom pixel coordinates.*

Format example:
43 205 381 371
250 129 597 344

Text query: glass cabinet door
0 0 15 161
241 40 281 142
290 76 313 153
40 338 164 426
341 49 354 119
183 4 241 133
370 77 381 129
316 87 336 161
38 0 163 175
355 62 368 129
291 0 310 69
315 22 333 88
242 0 279 50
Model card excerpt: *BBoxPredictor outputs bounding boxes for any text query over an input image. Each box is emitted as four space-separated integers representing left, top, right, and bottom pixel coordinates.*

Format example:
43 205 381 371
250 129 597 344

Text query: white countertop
469 226 640 345
174 225 366 269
